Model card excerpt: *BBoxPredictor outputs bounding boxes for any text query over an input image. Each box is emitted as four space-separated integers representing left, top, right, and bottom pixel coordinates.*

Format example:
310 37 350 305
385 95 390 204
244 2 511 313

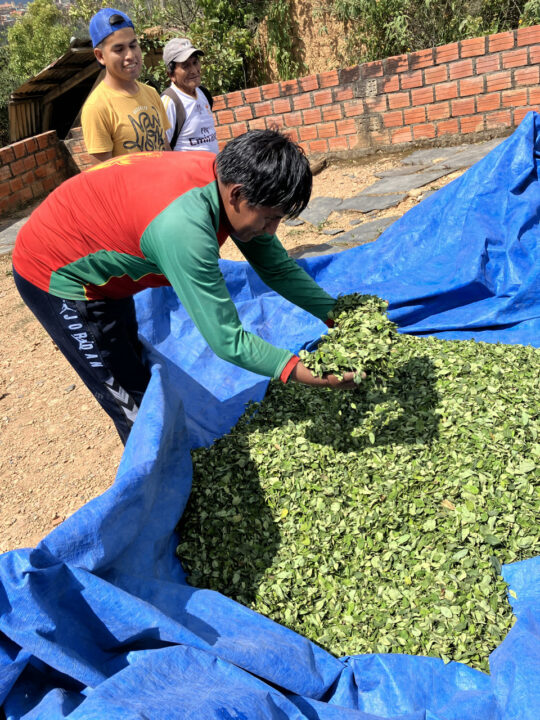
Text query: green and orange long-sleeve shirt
13 151 336 381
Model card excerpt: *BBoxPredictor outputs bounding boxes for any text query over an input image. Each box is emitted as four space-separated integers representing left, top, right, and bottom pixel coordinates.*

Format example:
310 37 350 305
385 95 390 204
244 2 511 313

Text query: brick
34 163 52 179
0 195 13 215
309 139 329 153
235 106 253 122
266 116 283 130
388 91 410 109
30 180 46 198
216 125 232 141
517 25 540 46
529 87 540 104
261 83 280 99
303 108 322 124
385 55 408 74
412 86 434 105
298 141 309 154
298 125 318 141
284 111 303 127
18 185 34 202
333 86 354 102
476 54 501 74
424 65 447 84
460 76 485 96
336 118 357 134
364 95 387 112
485 109 512 128
42 176 58 193
427 101 450 120
486 71 512 92
0 179 10 198
318 121 337 138
348 133 370 150
409 48 434 69
435 81 458 101
449 59 474 79
319 69 339 87
451 97 475 116
383 110 403 128
217 109 235 124
12 140 27 159
293 94 312 110
273 98 292 114
413 123 436 139
313 89 333 106
10 176 23 193
10 158 25 176
226 91 243 107
328 135 349 151
391 127 413 143
24 137 38 154
280 79 299 95
37 133 51 150
381 75 400 93
371 130 390 145
363 59 384 77
460 37 486 57
460 115 485 133
0 164 12 182
502 88 528 107
404 106 426 124
285 127 299 142
436 43 459 64
299 75 319 92
489 31 515 52
514 106 538 124
531 45 540 63
231 121 248 137
339 66 361 84
0 146 15 164
437 118 459 135
243 87 262 103
23 155 37 172
212 96 226 111
322 105 343 121
217 140 228 152
476 92 501 112
515 66 540 85
344 100 364 117
502 48 528 69
248 118 267 131
254 102 272 118
401 70 423 89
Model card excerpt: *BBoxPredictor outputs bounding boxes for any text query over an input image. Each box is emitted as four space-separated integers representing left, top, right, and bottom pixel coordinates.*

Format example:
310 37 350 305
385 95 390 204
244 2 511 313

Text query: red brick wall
0 131 76 219
213 25 540 155
2 25 540 220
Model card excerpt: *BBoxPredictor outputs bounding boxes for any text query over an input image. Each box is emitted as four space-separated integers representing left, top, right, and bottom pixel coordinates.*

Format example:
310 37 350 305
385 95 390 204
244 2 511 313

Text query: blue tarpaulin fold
1 112 539 719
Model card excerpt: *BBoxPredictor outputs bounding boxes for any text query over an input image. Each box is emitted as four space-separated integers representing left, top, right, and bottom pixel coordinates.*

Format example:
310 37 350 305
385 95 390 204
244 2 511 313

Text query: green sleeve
140 190 294 379
233 232 336 322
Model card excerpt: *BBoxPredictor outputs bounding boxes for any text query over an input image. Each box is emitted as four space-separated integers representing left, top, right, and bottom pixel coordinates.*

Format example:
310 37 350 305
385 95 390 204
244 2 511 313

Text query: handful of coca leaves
298 293 396 383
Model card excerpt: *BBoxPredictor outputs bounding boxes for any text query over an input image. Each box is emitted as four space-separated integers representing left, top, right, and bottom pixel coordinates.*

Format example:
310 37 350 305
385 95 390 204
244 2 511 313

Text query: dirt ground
0 152 464 554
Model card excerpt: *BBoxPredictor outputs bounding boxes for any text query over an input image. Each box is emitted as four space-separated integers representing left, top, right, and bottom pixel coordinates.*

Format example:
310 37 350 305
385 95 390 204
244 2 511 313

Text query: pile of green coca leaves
177 294 540 671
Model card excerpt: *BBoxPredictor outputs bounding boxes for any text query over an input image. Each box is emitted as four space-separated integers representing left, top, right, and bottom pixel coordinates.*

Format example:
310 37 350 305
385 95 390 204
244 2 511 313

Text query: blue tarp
1 112 539 719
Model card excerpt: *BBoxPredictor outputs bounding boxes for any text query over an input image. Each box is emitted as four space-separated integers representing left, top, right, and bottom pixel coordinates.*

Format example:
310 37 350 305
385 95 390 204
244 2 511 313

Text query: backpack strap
200 85 214 110
162 86 186 150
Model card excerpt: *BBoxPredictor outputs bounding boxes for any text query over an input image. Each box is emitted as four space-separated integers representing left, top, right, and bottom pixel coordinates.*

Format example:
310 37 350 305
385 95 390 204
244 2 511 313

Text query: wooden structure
8 39 104 143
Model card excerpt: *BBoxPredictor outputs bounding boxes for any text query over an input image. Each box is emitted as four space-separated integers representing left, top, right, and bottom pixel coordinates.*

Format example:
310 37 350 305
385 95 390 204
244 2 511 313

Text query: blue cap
89 8 134 48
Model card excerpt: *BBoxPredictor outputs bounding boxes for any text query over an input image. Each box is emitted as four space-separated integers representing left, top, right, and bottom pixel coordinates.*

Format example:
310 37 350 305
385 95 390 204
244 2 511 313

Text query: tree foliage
327 0 540 64
7 0 72 80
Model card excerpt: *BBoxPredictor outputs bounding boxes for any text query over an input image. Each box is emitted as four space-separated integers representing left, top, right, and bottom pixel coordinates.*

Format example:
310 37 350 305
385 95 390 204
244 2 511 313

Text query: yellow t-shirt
81 81 171 156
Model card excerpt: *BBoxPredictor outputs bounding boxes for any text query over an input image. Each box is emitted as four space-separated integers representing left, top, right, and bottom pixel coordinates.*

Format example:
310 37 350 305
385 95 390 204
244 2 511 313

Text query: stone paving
0 138 503 258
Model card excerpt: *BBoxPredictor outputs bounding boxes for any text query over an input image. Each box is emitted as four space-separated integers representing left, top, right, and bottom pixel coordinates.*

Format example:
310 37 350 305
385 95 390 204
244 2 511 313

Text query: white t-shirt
161 85 218 154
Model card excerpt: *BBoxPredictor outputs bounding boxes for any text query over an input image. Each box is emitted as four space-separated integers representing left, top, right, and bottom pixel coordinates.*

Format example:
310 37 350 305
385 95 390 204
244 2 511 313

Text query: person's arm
81 99 115 162
140 196 296 380
233 232 336 322
88 150 112 165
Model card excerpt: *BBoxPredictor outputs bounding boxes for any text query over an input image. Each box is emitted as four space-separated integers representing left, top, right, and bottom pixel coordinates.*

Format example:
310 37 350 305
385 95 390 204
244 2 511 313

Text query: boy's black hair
216 129 312 218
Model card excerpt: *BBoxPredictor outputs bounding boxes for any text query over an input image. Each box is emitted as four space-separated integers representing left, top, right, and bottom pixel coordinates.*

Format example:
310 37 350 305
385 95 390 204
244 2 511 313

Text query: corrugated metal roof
10 39 98 100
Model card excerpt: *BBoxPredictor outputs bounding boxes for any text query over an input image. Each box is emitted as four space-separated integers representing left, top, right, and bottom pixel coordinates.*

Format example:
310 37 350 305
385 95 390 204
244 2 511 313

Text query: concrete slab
338 193 406 212
299 196 342 226
330 216 400 246
289 242 337 258
362 167 452 195
402 144 470 166
321 228 345 236
374 164 432 177
284 218 305 227
0 217 28 256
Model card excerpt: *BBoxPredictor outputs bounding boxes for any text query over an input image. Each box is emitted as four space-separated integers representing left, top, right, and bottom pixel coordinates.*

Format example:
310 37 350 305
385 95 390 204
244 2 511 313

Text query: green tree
0 46 22 146
7 0 73 80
